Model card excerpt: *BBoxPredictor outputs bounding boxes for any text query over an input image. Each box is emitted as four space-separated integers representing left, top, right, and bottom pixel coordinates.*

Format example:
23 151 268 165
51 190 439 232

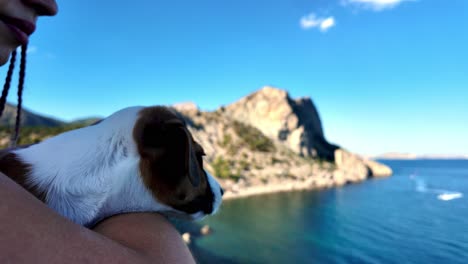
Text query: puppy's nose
220 188 224 196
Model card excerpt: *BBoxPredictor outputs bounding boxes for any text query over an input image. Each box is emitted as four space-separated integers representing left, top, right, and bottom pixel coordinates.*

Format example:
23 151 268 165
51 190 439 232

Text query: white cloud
300 14 336 32
320 17 335 31
26 45 38 54
345 0 410 11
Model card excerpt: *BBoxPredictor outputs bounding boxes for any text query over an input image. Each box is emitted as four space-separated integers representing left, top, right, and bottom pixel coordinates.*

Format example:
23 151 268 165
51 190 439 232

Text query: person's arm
94 213 195 263
0 173 195 264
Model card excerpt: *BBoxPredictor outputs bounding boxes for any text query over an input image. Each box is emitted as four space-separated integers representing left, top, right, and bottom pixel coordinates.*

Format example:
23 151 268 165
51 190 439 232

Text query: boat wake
437 192 463 201
410 174 463 201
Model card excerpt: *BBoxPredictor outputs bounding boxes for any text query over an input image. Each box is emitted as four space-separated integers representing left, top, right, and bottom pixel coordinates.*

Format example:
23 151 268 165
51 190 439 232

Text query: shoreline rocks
182 233 191 244
335 149 393 178
200 225 212 236
221 155 392 200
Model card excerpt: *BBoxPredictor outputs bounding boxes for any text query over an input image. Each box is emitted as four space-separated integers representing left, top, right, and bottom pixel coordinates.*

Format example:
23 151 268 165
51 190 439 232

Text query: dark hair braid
11 44 28 146
0 44 27 148
0 50 17 117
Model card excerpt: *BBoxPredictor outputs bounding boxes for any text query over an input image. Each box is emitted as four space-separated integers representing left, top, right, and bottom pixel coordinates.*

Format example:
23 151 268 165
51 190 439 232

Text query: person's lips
0 15 36 45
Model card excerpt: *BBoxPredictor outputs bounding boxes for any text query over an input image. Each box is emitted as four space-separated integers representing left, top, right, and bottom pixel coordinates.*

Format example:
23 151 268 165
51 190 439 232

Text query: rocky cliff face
224 86 338 160
174 86 392 197
174 107 343 197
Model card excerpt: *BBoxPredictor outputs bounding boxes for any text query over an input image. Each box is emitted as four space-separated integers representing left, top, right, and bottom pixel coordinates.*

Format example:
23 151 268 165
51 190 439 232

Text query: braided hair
0 44 27 148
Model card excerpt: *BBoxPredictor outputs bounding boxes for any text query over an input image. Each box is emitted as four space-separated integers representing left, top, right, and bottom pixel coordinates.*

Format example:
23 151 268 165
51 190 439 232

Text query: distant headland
372 152 468 160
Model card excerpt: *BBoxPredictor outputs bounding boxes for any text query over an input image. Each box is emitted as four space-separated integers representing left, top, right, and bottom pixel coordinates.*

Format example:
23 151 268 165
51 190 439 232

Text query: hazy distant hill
69 117 102 127
0 103 64 127
0 104 102 148
374 152 468 160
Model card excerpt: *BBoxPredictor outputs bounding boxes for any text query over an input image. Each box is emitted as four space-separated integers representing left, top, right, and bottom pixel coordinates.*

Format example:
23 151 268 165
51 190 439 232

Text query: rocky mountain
224 86 338 160
0 103 64 127
174 86 392 198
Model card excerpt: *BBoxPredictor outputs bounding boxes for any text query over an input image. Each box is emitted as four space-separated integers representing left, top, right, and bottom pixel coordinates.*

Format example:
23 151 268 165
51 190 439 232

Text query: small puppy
0 106 223 227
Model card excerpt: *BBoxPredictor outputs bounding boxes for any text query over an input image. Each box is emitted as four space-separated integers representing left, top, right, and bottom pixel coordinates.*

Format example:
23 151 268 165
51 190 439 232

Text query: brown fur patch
133 106 214 214
0 150 46 202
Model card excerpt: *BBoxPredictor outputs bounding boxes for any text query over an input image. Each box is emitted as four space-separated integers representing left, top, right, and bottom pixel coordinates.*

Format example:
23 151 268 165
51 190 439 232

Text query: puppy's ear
137 118 201 187
139 123 167 160
165 119 201 187
186 133 201 187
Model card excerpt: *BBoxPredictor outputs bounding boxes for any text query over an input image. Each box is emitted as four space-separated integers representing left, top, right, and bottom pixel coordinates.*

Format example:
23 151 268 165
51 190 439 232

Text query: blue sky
1 0 467 156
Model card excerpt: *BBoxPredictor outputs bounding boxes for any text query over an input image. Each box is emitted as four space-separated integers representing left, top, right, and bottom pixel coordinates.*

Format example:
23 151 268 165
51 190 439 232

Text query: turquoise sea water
190 160 468 263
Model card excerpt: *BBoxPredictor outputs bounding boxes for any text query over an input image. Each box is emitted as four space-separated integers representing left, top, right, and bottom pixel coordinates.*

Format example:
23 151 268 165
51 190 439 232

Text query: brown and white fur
0 106 223 227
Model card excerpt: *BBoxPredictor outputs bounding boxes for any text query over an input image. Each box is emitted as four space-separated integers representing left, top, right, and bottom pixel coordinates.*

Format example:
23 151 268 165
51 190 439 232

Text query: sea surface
190 160 468 263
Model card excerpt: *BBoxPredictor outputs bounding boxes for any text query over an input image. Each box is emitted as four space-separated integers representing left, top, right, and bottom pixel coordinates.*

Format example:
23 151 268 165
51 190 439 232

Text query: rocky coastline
220 149 392 200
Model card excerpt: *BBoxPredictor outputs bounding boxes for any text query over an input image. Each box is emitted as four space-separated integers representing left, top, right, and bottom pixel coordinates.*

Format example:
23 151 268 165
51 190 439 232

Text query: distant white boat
437 193 463 201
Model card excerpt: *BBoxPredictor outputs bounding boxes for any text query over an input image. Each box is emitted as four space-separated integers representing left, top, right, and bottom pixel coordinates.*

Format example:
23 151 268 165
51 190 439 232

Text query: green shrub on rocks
232 121 275 152
212 157 241 180
219 134 232 147
223 134 242 155
239 159 250 171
